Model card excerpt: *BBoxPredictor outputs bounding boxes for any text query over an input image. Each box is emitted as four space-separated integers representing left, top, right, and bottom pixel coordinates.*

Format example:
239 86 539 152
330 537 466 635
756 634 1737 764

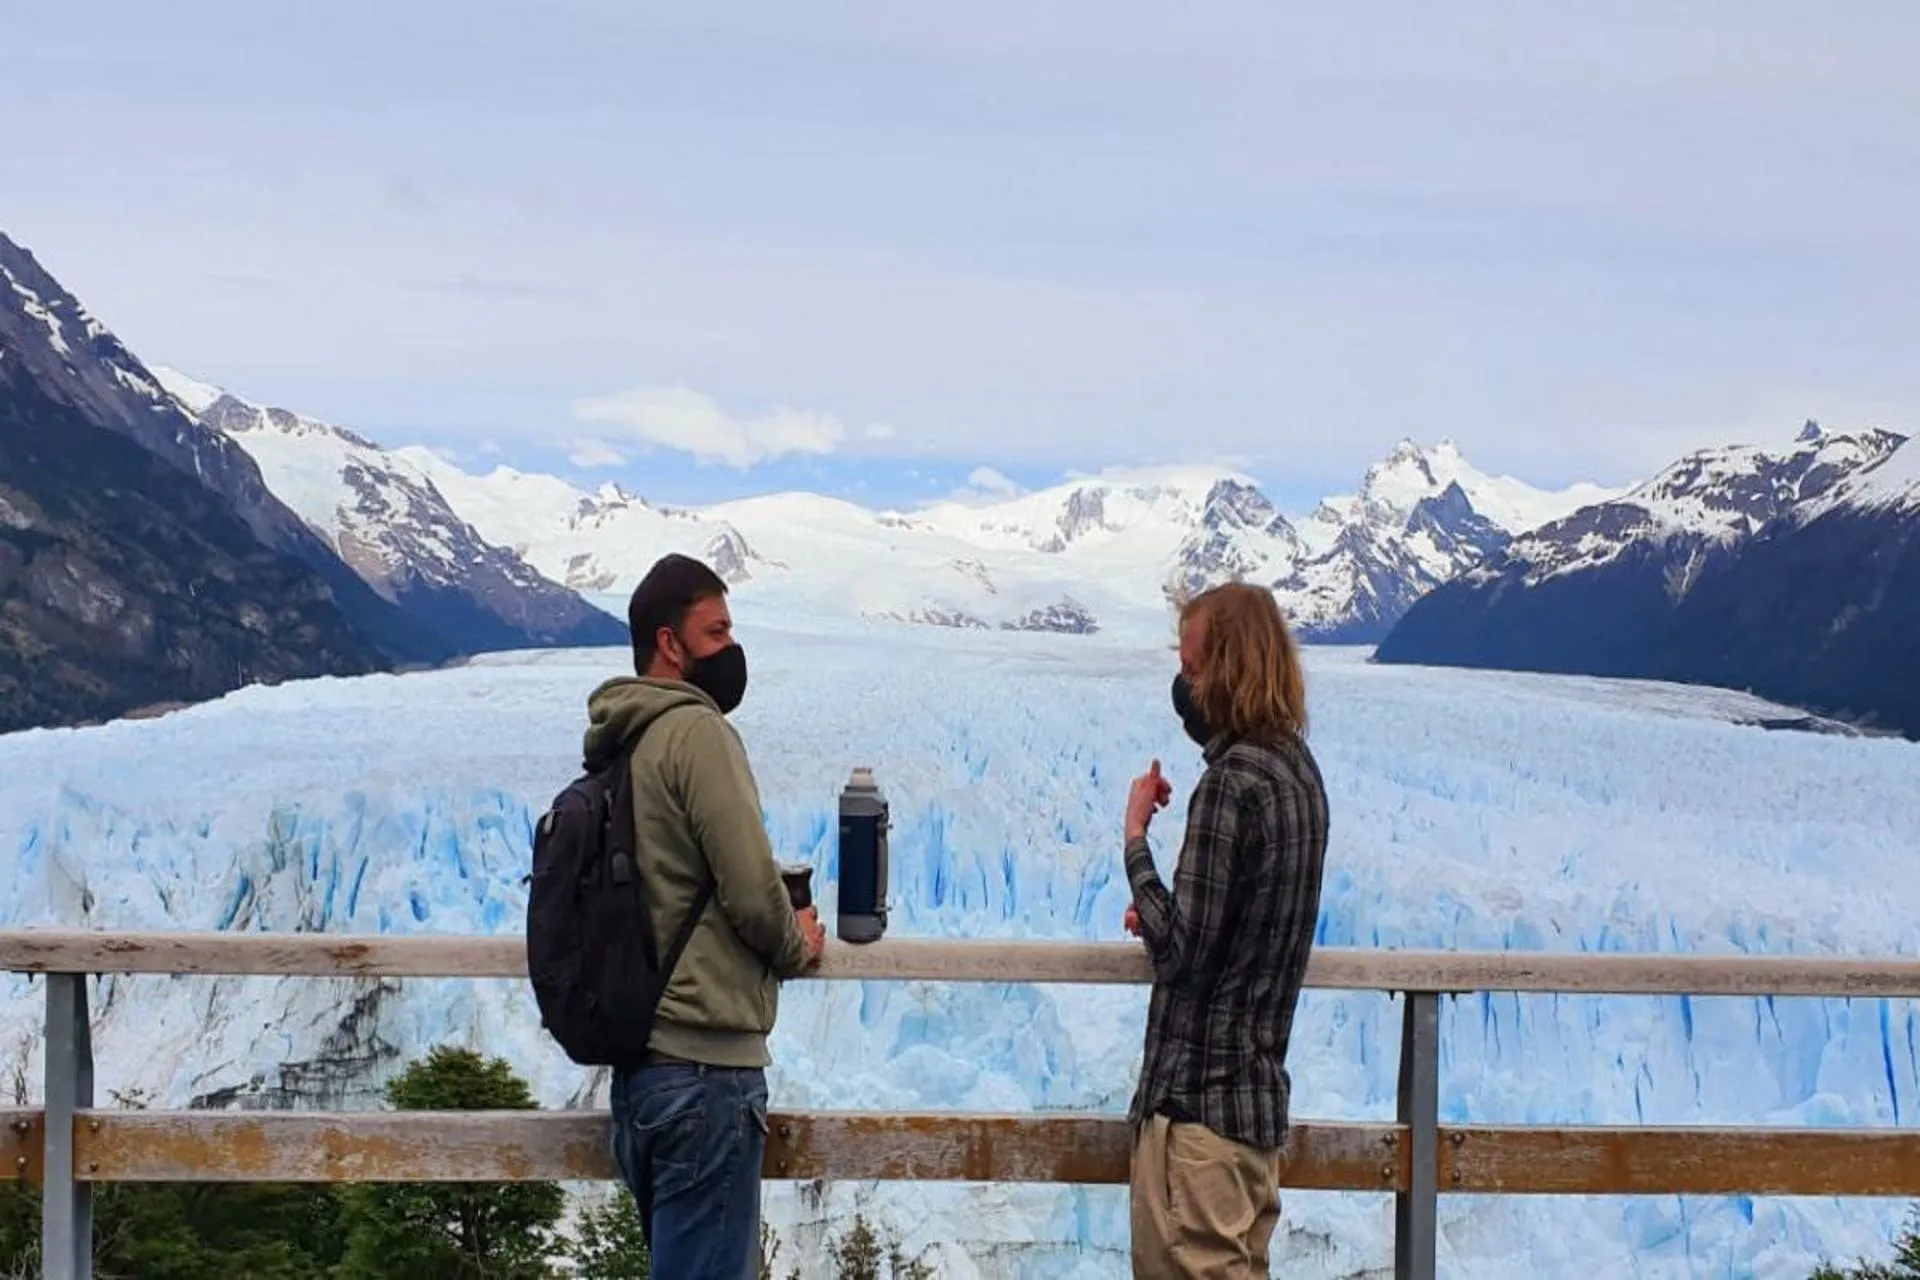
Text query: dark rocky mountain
1405 481 1508 563
0 352 387 733
1650 443 1920 737
0 229 628 733
0 232 458 677
1376 425 1920 738
3 234 353 559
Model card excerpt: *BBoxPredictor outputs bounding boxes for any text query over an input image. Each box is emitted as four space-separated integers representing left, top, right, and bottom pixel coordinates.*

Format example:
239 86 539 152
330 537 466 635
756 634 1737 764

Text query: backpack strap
612 711 717 984
656 879 716 993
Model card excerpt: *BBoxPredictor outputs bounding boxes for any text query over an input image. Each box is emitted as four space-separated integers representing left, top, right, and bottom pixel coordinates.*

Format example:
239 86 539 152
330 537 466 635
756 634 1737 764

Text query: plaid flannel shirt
1124 731 1329 1151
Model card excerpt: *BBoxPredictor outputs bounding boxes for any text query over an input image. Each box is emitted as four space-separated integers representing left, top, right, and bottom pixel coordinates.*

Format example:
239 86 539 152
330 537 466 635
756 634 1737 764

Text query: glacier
3 620 1919 1278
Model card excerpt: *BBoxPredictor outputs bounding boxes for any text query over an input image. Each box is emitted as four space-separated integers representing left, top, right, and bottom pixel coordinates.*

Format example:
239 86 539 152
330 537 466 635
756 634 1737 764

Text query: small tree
0 1119 341 1279
832 1213 884 1280
821 1208 937 1280
886 1235 937 1280
0 1185 34 1280
826 1211 930 1279
333 1045 565 1279
565 1188 651 1278
1812 1208 1920 1279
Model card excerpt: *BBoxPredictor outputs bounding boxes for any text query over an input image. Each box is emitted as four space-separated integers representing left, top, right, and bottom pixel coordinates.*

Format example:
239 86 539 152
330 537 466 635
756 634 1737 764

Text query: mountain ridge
0 228 630 735
389 434 1622 641
0 300 391 733
1376 423 1919 739
0 231 465 673
152 368 626 653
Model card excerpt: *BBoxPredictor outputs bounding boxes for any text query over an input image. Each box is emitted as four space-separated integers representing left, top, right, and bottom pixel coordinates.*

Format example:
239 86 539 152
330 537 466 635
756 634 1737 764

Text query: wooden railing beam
9 1108 1910 1198
6 929 1920 997
1442 1125 1920 1198
1 1109 42 1183
66 1110 1408 1190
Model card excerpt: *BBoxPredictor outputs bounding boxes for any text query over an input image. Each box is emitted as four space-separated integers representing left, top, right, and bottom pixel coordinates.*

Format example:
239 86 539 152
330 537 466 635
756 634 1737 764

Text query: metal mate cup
779 863 814 910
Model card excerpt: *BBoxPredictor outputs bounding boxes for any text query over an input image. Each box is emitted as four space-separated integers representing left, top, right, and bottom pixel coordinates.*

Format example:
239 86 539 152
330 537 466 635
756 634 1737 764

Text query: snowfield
3 622 1918 1278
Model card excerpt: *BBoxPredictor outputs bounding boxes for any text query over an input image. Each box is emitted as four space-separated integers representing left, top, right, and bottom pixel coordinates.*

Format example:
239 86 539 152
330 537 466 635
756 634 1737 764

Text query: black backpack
525 725 715 1067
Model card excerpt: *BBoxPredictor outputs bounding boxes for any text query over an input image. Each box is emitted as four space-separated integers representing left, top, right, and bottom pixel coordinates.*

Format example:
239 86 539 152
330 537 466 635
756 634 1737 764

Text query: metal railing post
1394 990 1439 1280
43 972 94 1280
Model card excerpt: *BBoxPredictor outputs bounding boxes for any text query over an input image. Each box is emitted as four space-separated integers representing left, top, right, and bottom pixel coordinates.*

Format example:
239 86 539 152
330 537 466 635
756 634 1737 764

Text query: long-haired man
1121 583 1330 1277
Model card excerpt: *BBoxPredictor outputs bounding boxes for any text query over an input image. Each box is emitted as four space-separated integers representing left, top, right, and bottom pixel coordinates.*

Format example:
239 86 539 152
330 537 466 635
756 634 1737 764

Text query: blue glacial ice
3 623 1919 1278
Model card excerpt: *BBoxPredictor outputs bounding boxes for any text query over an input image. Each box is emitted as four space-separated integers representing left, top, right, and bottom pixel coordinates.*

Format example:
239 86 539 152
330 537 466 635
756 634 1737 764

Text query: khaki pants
1130 1114 1284 1278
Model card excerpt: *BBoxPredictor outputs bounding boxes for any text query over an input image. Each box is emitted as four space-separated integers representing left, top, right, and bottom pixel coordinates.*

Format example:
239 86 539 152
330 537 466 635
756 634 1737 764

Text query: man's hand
1124 759 1173 842
796 905 827 968
1123 904 1142 937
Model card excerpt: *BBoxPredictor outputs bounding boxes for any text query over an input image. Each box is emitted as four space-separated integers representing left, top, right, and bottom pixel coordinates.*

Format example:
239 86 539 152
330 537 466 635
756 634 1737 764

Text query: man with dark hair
585 552 826 1277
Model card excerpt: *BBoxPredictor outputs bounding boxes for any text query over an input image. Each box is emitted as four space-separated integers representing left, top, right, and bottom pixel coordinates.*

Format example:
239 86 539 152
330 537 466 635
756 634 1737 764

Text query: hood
583 676 716 769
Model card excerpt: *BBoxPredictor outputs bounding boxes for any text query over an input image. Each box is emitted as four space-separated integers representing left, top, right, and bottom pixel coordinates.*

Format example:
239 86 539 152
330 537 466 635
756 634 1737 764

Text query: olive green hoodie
582 675 811 1068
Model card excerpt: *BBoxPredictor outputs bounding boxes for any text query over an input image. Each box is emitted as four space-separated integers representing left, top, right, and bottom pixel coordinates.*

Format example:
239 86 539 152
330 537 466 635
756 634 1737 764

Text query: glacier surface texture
3 623 1919 1278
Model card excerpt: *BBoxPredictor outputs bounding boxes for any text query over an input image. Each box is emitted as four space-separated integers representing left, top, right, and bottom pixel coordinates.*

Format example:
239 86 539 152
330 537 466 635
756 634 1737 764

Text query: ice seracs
2 631 1914 1276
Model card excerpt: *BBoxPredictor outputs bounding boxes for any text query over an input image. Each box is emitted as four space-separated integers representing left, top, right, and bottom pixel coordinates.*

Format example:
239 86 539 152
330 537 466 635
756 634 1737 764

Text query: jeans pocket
635 1080 710 1189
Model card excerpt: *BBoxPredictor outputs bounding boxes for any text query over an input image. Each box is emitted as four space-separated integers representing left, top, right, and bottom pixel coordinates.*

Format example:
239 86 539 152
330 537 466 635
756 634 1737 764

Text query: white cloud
966 465 1023 497
864 422 898 441
566 436 627 468
571 385 851 469
946 464 1028 505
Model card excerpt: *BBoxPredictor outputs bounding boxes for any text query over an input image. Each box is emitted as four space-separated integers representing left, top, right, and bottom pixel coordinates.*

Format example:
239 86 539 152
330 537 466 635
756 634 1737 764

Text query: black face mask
683 642 748 714
1171 673 1210 748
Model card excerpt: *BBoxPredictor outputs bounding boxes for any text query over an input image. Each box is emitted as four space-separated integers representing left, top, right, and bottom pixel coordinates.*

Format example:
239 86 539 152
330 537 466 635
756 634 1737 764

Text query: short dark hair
628 554 729 674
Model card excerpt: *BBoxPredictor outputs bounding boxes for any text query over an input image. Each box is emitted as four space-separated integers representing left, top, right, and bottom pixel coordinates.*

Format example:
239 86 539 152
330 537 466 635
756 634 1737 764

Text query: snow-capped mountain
1646 431 1920 738
154 369 625 654
1316 437 1619 539
1376 423 1920 738
1800 420 1920 520
9 203 1608 652
393 446 772 594
0 230 490 732
400 445 1615 642
1268 440 1616 641
1473 420 1904 590
1 234 321 556
1162 478 1303 608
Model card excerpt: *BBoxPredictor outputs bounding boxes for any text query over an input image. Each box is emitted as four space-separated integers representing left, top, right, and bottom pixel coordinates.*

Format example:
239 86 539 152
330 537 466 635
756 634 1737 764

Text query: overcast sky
6 1 1917 507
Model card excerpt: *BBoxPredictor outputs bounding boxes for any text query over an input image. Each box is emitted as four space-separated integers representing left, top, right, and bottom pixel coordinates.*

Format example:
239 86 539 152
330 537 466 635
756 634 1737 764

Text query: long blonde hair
1179 583 1308 742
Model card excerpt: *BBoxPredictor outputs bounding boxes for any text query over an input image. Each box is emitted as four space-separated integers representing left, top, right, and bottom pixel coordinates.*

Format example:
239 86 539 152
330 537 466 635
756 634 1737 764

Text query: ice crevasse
2 633 1918 1278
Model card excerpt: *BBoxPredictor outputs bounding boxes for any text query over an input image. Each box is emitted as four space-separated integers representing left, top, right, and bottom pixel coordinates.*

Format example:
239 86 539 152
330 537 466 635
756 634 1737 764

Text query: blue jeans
609 1060 769 1279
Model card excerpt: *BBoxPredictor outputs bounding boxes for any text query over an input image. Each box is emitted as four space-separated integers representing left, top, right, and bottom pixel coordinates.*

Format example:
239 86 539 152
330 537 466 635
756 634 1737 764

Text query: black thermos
835 766 889 944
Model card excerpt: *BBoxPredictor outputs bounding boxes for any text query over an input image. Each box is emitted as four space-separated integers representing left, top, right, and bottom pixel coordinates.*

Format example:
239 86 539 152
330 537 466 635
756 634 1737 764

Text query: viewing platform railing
4 929 1920 1279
